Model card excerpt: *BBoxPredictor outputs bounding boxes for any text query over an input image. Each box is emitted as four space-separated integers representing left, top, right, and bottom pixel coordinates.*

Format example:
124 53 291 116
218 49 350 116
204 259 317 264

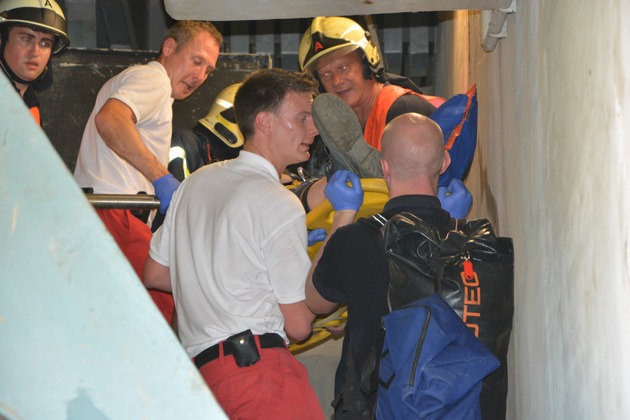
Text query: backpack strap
445 217 467 237
372 213 388 227
333 345 376 418
360 323 385 402
358 213 388 232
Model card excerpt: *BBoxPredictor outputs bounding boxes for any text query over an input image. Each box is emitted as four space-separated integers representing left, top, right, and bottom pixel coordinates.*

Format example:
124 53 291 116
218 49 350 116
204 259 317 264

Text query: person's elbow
143 255 172 292
305 283 338 315
94 106 115 139
142 274 159 290
280 301 316 342
94 99 135 148
285 321 313 343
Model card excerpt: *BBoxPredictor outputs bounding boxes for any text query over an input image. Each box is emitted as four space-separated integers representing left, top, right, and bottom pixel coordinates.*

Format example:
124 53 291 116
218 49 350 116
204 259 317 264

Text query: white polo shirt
150 151 311 358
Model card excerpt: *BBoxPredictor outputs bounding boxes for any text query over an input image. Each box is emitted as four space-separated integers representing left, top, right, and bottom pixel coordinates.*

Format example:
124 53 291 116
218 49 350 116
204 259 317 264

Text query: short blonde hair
161 20 222 54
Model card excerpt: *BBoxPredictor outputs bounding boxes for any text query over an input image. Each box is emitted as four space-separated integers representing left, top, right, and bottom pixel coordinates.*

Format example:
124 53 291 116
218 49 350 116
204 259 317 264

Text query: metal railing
85 194 160 210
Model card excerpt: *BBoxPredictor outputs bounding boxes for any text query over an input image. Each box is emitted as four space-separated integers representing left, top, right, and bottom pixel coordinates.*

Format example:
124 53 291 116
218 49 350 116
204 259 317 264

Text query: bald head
380 113 448 195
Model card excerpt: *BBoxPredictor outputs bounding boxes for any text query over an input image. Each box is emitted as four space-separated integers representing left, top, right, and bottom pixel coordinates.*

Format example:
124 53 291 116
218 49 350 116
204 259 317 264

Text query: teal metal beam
0 75 226 419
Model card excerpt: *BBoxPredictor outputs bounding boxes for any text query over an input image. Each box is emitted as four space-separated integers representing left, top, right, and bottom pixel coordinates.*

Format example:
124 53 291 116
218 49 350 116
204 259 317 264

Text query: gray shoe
312 93 383 178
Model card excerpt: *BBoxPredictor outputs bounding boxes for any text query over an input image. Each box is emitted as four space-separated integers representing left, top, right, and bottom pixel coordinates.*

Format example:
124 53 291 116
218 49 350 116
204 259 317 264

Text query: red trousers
199 346 325 419
97 209 174 324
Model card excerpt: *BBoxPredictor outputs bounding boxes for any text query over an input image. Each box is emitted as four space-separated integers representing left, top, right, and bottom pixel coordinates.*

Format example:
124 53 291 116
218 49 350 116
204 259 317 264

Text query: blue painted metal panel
0 75 226 419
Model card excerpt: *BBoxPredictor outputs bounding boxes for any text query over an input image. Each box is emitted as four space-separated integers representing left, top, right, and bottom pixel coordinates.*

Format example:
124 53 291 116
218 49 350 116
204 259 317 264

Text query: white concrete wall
437 1 630 418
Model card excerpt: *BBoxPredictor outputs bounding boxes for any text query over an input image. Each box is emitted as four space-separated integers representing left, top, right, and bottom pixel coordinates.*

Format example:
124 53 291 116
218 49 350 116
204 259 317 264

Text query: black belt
194 332 286 369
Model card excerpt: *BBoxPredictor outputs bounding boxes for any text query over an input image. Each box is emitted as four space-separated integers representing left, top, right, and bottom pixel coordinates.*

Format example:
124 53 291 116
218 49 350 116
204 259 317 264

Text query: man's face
162 31 220 100
269 91 319 169
315 50 372 110
3 26 54 85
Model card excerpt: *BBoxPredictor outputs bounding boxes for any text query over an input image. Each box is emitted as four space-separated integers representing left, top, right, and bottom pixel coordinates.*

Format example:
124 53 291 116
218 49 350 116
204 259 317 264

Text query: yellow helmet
198 83 244 148
0 0 69 54
298 16 381 74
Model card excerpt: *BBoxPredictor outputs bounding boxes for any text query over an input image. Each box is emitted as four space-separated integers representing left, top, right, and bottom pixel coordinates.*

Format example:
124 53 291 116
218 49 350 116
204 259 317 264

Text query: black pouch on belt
226 329 261 367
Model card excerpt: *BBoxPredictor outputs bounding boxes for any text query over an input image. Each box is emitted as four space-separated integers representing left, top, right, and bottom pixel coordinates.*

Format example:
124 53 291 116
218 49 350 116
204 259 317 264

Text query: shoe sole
312 93 383 178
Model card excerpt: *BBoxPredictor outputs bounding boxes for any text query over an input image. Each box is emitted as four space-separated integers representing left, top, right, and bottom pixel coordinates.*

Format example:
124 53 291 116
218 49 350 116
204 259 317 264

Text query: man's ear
440 151 452 175
162 38 176 57
254 112 273 137
380 158 390 178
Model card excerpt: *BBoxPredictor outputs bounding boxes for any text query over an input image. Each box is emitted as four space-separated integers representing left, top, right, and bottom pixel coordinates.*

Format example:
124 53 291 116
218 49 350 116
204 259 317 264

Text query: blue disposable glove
307 228 327 246
324 169 364 211
438 178 472 219
153 173 181 214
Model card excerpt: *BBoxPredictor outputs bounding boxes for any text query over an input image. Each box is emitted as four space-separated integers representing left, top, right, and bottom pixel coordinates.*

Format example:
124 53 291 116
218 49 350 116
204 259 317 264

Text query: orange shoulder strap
364 85 411 150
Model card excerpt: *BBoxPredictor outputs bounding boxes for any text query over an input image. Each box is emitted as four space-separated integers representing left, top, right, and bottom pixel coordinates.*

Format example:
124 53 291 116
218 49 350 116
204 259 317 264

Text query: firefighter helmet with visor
298 16 381 74
198 83 244 148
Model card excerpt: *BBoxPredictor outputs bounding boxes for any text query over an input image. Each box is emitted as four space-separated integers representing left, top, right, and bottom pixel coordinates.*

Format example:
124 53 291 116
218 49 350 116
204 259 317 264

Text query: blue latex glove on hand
153 173 180 214
324 170 364 211
438 178 472 219
307 228 327 247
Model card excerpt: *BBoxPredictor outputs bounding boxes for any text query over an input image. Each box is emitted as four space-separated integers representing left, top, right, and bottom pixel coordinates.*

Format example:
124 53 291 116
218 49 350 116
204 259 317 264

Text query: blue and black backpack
361 213 514 419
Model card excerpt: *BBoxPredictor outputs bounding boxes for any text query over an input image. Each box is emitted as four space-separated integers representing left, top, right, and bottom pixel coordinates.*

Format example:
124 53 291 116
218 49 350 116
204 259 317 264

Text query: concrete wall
437 2 630 418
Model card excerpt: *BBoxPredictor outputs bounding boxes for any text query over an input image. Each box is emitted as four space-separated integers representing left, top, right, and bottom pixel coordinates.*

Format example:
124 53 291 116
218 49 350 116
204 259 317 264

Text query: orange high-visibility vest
364 85 445 150
29 105 41 126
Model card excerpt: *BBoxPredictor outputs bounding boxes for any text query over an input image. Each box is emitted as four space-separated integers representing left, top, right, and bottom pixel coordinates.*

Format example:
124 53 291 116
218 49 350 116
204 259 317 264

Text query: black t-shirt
386 92 436 124
312 195 451 401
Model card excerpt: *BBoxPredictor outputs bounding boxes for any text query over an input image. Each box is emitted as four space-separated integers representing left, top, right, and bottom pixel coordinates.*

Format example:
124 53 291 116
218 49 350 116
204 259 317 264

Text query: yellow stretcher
289 178 389 353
